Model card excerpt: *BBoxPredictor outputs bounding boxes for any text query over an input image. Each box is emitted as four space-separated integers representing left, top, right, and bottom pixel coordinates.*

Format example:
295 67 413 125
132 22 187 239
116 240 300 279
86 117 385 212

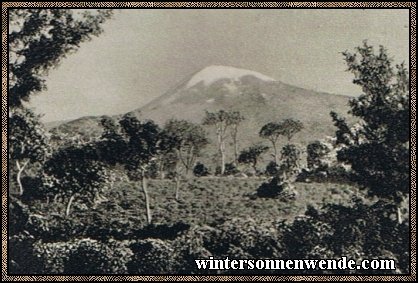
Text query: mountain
132 65 351 141
51 65 352 163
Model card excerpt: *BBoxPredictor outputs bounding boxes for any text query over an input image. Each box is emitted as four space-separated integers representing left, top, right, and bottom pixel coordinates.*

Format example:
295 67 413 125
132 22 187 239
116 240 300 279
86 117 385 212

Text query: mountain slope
52 65 352 166
133 65 351 142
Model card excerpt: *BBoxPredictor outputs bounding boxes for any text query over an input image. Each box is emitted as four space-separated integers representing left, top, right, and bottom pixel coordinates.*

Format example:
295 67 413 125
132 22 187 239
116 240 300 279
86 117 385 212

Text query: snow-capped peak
186 65 276 88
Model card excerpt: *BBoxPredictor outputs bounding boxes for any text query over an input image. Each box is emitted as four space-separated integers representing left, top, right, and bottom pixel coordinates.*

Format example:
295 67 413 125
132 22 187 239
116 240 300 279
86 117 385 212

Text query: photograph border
1 2 416 281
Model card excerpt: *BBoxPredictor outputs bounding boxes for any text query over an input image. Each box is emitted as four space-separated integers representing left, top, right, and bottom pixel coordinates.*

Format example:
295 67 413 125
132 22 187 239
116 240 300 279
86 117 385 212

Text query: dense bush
10 197 409 274
128 239 175 274
215 163 239 176
9 232 40 274
265 161 279 177
64 238 132 274
171 225 216 274
256 177 284 198
193 162 210 177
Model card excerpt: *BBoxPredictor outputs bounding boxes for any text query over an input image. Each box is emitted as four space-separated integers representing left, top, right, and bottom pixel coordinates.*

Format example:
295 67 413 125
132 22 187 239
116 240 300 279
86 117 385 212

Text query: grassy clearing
70 177 362 228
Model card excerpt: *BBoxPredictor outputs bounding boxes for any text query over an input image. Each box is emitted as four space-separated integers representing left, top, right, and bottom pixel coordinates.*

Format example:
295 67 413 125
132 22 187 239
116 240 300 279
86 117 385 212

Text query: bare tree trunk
252 160 257 174
141 169 152 225
16 160 29 196
397 206 402 224
216 126 226 175
175 175 180 200
232 128 238 165
272 142 278 165
159 160 165 179
65 195 75 217
220 141 226 175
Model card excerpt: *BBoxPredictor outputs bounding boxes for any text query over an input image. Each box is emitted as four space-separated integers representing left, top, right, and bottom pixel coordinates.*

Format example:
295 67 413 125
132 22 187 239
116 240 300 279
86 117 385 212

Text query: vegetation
7 17 410 276
9 9 113 107
331 42 410 223
238 143 269 173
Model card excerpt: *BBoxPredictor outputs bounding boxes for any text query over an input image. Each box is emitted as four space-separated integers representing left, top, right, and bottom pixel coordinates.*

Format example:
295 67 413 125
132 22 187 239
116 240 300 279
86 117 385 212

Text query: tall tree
118 114 164 224
229 111 245 164
279 118 304 143
9 107 49 196
9 9 113 107
259 122 283 164
163 119 208 199
331 42 409 223
44 142 108 216
202 110 234 175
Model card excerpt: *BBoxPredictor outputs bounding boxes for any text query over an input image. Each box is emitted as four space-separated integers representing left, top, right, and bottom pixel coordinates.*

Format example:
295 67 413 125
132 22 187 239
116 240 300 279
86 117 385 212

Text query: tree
118 114 164 224
163 119 208 175
9 9 112 107
331 42 409 223
307 140 332 172
238 144 269 173
44 142 108 216
279 118 304 143
202 110 235 175
9 107 49 196
162 119 208 199
229 111 245 164
259 122 282 164
279 144 301 181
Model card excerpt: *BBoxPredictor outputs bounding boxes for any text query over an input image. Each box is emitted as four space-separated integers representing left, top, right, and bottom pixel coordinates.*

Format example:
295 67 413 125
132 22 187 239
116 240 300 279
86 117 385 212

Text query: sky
27 9 410 122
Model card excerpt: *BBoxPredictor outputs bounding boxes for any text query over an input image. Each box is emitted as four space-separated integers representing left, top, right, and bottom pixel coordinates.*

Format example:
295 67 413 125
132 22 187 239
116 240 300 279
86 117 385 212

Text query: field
63 177 363 229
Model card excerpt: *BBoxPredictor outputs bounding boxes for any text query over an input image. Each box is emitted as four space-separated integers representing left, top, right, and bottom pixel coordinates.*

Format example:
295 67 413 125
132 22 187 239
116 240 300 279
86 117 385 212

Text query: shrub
256 177 284 198
9 232 40 274
224 163 239 176
265 161 279 177
128 238 175 274
171 225 216 274
33 240 74 273
64 238 132 274
193 162 210 177
216 218 283 259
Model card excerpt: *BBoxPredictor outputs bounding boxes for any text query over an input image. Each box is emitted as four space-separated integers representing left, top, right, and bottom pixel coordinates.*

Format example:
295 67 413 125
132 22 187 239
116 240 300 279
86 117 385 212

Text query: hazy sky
28 9 410 122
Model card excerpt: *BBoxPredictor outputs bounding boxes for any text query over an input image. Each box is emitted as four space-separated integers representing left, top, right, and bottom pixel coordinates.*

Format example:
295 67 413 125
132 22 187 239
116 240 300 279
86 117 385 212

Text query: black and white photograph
4 3 414 279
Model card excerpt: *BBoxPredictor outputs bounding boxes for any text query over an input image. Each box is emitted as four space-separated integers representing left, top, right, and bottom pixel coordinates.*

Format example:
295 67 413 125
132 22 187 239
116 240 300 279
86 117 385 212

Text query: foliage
259 122 283 164
9 107 49 162
9 232 40 274
260 118 304 164
215 162 239 176
64 238 132 274
265 161 279 177
193 162 210 177
331 42 409 205
9 9 112 107
307 140 332 171
279 144 301 180
203 110 239 175
256 177 284 198
43 142 109 215
163 119 208 175
118 114 163 175
9 107 50 195
279 118 304 142
238 143 269 172
128 239 175 274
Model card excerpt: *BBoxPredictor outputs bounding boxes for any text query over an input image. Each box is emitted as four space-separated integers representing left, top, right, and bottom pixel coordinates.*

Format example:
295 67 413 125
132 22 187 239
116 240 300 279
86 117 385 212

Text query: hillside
50 65 353 166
